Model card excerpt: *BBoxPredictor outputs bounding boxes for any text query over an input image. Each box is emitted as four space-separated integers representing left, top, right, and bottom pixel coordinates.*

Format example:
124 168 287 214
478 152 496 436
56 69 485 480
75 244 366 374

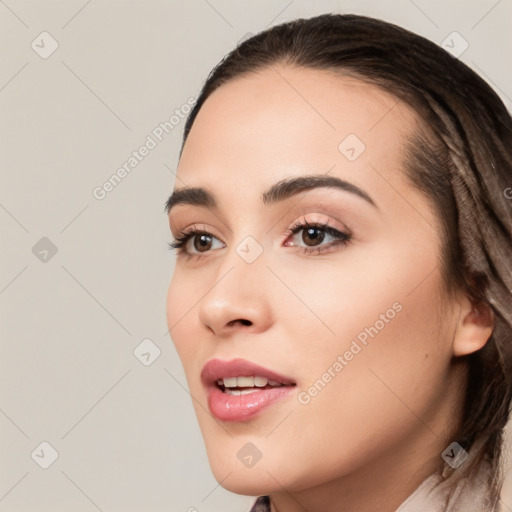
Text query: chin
201 438 279 495
209 462 280 496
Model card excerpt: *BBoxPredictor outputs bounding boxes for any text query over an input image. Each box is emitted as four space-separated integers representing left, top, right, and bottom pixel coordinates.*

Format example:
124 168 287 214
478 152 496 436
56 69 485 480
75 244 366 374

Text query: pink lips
201 358 296 422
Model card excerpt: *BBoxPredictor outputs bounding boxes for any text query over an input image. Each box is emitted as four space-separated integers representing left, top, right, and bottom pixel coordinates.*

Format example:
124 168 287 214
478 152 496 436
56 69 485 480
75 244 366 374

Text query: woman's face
166 66 462 496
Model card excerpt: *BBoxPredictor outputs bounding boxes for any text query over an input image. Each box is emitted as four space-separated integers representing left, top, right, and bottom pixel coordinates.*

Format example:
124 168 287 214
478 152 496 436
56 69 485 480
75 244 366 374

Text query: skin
166 66 493 512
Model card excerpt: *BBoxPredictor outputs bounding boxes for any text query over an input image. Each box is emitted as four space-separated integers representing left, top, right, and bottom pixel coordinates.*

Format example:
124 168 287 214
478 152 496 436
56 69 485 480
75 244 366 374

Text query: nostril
228 319 252 326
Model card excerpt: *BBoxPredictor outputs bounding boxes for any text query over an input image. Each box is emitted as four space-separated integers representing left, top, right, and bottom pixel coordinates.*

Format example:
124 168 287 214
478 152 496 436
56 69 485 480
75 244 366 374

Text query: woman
165 14 512 512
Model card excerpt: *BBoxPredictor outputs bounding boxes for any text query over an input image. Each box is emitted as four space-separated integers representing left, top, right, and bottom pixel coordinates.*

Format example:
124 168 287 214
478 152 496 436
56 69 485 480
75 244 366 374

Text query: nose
197 247 274 337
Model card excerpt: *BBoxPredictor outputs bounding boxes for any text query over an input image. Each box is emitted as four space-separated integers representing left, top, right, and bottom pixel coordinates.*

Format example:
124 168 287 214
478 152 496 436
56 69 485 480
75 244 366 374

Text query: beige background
1 0 511 511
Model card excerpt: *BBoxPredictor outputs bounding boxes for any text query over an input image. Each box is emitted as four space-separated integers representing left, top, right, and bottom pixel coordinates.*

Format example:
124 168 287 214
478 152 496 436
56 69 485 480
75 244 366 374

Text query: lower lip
206 385 295 422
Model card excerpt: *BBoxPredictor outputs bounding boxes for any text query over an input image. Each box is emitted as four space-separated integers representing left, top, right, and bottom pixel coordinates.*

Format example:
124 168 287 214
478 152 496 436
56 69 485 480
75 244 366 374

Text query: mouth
215 375 291 395
201 358 297 422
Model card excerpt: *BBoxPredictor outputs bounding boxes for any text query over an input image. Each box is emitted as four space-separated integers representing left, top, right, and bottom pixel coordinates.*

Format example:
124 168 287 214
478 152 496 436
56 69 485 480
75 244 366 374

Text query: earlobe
452 297 494 357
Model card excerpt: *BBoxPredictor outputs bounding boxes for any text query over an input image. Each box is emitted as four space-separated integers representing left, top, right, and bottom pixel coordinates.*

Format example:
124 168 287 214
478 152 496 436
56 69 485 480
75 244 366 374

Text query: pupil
194 234 211 252
303 227 324 246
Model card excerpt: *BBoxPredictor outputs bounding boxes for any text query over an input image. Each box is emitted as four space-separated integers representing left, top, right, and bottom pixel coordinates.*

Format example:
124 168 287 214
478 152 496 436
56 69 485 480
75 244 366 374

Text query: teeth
225 388 260 396
220 376 281 388
254 376 268 387
237 376 255 387
222 377 238 388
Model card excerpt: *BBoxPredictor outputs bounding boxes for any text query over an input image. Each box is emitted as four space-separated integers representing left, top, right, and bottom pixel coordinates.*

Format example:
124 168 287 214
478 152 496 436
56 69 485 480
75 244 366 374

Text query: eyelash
168 218 352 258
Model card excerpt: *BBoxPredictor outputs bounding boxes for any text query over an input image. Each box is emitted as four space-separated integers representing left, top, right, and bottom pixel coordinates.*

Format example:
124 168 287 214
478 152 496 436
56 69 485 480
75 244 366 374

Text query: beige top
395 461 496 512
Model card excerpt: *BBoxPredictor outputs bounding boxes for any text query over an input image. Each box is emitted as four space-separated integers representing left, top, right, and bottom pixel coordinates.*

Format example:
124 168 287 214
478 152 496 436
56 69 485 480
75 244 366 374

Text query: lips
201 358 296 387
201 358 296 422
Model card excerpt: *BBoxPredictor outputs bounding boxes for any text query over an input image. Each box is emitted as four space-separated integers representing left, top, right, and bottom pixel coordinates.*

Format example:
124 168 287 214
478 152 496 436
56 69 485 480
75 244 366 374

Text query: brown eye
194 233 213 252
302 227 325 246
169 229 225 256
286 220 351 255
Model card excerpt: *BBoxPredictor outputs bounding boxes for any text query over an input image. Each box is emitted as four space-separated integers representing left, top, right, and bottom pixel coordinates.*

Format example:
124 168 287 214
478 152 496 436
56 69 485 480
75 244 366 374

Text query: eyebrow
164 174 377 215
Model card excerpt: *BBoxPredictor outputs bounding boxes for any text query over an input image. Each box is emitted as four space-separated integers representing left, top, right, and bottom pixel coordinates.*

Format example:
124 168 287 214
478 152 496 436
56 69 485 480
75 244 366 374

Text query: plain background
1 0 511 511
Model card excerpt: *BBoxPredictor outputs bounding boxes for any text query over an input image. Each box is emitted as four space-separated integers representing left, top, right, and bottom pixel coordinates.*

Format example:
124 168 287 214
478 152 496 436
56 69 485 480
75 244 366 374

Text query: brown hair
180 13 512 504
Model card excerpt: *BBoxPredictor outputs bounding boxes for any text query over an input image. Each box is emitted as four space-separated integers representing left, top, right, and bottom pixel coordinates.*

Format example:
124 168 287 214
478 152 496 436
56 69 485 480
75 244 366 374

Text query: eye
284 217 352 255
168 226 224 256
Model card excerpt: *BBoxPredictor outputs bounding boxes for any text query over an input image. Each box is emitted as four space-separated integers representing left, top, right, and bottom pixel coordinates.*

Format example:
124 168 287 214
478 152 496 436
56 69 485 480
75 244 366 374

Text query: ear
452 295 494 357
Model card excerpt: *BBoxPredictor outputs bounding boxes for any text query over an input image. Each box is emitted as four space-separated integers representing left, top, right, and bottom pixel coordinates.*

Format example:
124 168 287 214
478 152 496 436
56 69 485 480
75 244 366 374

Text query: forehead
178 65 420 200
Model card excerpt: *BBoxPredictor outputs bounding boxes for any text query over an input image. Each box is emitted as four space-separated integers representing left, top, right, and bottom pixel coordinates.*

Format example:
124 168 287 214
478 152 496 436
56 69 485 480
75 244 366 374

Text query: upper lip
201 358 296 387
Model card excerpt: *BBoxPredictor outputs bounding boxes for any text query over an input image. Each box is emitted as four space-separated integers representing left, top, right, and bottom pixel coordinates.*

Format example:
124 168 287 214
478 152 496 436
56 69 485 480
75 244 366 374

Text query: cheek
308 241 447 387
273 236 442 363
